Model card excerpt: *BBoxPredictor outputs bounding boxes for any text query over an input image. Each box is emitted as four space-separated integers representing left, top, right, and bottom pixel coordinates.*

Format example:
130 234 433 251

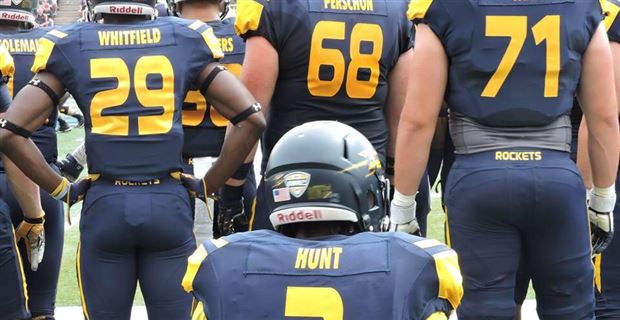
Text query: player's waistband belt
88 172 183 187
455 149 571 164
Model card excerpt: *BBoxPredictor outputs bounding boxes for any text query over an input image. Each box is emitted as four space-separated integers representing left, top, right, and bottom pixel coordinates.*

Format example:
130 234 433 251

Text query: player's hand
389 201 420 235
590 208 614 255
15 214 45 271
57 153 84 182
217 199 247 236
589 188 616 255
180 173 208 202
217 185 248 235
66 178 91 206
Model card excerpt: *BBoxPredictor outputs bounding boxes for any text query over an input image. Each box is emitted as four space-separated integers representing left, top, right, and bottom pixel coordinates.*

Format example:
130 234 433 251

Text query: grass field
53 125 534 307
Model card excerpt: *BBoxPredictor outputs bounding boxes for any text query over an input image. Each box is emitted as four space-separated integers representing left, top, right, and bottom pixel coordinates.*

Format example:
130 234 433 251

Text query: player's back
410 0 603 128
185 230 462 319
0 27 57 164
31 19 223 180
181 16 245 158
235 0 412 165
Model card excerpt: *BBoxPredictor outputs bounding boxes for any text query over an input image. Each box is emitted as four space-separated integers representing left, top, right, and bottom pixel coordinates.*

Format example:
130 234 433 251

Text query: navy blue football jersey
606 0 620 42
408 0 605 127
0 27 58 164
184 230 463 320
182 17 245 158
31 20 223 180
235 0 413 170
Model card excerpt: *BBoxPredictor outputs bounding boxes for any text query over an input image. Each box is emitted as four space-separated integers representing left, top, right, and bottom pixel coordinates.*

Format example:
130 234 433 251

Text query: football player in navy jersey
0 43 47 320
167 0 256 238
0 3 65 318
184 121 463 320
0 0 266 318
395 0 618 319
582 1 620 318
235 0 434 235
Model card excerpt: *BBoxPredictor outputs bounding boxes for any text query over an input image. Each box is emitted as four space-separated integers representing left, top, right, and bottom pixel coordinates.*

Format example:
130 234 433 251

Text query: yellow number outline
307 21 383 99
482 15 561 98
285 286 344 320
89 55 175 136
181 63 240 128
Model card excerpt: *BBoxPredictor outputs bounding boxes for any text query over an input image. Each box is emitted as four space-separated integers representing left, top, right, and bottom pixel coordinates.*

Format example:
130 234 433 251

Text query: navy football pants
78 179 194 320
595 174 620 319
445 150 594 320
0 172 63 319
0 199 29 320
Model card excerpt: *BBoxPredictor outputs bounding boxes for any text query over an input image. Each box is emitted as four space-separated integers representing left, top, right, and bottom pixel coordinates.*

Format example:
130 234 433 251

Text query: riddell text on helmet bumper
1 12 30 22
277 210 323 224
109 5 144 14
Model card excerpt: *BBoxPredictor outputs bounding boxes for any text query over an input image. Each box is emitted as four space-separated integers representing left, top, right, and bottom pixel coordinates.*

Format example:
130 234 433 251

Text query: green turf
54 129 533 307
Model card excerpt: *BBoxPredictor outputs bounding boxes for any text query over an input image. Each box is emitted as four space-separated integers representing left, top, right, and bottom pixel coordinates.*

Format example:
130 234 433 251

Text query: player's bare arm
2 156 43 219
199 62 266 193
385 48 412 167
241 36 279 112
578 24 619 189
394 24 447 196
0 72 65 193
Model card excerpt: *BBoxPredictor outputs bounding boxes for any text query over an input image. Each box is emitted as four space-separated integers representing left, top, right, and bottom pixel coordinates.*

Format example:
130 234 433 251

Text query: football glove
217 185 248 236
389 190 420 235
389 201 420 235
15 214 45 271
180 173 208 203
589 187 616 255
51 177 91 207
57 153 84 182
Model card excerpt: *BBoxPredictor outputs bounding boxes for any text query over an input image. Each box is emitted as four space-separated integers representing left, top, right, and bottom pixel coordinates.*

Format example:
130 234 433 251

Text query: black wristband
0 118 32 138
219 184 243 202
24 216 44 224
28 79 60 107
230 103 261 125
231 162 252 180
386 156 395 176
199 65 226 95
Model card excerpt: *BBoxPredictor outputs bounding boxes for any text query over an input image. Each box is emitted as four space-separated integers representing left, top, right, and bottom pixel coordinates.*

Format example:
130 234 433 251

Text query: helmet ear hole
367 190 377 210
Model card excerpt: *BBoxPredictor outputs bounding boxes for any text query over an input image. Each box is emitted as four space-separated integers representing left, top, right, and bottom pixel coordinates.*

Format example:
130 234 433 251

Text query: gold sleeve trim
432 250 464 310
605 1 620 31
234 0 265 36
31 38 56 73
407 0 434 21
182 245 209 293
0 45 14 78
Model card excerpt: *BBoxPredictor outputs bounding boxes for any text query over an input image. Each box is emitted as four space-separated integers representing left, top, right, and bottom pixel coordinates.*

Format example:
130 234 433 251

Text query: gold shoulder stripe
191 302 207 320
234 0 265 36
31 38 56 73
413 239 444 250
432 250 463 310
182 245 208 293
0 45 14 78
426 312 448 320
201 28 224 59
606 1 620 31
48 30 67 39
407 0 434 21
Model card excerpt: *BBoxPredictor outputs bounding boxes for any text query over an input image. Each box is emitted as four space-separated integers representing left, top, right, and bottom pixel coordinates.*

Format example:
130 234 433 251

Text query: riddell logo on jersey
1 12 29 21
108 5 143 14
276 209 322 224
